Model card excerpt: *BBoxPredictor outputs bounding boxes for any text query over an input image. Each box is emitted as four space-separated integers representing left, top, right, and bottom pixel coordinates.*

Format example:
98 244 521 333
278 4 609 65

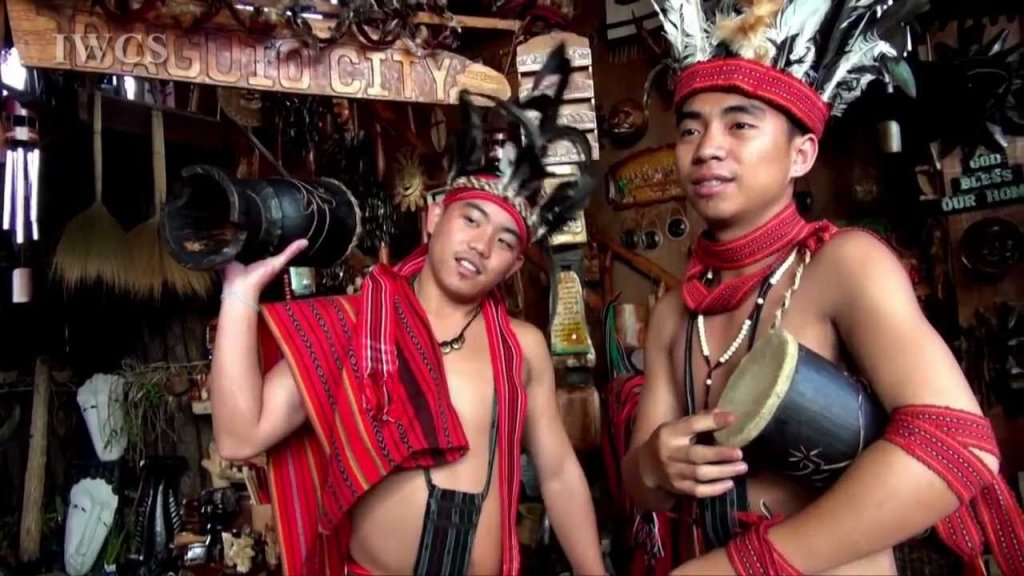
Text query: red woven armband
883 405 1024 575
725 513 802 576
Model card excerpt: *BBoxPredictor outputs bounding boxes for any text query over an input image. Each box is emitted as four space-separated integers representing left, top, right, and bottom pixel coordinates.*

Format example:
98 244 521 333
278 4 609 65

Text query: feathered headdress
438 43 596 244
652 0 928 136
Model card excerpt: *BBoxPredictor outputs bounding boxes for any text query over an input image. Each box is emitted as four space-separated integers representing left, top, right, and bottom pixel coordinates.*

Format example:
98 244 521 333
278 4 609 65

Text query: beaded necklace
696 249 798 389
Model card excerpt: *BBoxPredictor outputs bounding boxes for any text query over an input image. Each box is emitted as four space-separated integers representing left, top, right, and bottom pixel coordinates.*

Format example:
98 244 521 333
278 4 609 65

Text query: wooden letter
329 45 363 95
246 43 274 89
426 56 451 102
365 50 390 97
206 34 241 84
278 40 310 90
166 35 201 79
390 50 416 100
72 15 114 69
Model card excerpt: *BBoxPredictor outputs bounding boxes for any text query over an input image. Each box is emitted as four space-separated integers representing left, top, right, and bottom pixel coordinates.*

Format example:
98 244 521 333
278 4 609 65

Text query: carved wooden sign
607 145 686 210
6 0 511 105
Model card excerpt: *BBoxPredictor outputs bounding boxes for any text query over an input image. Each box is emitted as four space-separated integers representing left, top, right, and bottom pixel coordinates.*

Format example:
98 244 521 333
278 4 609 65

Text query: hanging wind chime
2 96 41 303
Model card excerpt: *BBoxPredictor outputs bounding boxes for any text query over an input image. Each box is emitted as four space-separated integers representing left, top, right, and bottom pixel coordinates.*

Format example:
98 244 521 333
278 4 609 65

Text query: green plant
115 359 208 465
102 513 127 567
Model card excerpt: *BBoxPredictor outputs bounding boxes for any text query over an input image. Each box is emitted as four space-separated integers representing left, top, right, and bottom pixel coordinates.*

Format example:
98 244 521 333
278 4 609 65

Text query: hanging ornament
391 148 426 212
2 96 40 246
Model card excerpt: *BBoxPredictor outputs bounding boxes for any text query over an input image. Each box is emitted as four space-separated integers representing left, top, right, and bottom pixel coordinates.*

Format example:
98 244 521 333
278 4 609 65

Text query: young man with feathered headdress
623 1 1024 574
205 46 606 576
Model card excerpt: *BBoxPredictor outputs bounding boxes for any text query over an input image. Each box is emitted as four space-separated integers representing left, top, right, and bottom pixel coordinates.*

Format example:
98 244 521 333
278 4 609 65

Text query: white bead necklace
698 249 798 386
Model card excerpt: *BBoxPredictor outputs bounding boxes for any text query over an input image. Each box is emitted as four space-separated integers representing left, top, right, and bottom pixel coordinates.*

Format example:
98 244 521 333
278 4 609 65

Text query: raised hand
221 239 309 302
640 411 748 498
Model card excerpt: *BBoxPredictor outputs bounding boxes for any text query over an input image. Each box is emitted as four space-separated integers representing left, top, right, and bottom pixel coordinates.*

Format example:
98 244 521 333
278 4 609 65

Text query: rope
292 179 337 255
771 248 811 332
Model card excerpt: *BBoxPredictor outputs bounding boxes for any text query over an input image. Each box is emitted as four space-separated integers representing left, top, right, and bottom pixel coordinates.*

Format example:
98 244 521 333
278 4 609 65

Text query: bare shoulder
813 228 913 300
509 317 548 354
507 318 551 384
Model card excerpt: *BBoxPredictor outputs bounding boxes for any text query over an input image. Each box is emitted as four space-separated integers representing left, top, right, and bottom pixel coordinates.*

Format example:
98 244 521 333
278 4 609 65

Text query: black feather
448 42 595 244
531 172 594 242
449 90 488 181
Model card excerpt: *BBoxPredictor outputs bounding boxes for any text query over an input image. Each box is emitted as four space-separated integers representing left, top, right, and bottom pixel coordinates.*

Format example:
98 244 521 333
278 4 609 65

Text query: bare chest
672 268 839 414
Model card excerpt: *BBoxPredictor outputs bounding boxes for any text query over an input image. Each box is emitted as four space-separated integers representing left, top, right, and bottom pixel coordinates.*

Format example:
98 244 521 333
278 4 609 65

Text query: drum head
714 330 799 448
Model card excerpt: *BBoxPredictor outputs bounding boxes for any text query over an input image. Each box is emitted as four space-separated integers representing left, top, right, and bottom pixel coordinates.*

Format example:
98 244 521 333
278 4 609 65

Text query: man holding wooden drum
623 1 1024 575
205 47 606 576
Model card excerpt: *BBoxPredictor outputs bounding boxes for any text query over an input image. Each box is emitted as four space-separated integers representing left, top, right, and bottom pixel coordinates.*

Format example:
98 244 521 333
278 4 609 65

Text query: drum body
162 165 362 270
714 330 887 491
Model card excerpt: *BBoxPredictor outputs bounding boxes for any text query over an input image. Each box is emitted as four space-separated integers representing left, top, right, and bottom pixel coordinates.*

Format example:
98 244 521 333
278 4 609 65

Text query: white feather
652 0 713 67
818 0 888 73
820 31 896 104
770 0 833 80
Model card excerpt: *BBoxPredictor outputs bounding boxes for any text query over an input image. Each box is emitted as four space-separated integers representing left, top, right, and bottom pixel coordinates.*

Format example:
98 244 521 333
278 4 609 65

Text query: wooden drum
714 330 888 491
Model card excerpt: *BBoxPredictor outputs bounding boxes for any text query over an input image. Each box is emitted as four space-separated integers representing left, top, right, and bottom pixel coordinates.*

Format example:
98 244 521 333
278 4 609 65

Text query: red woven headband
674 58 830 138
442 187 530 245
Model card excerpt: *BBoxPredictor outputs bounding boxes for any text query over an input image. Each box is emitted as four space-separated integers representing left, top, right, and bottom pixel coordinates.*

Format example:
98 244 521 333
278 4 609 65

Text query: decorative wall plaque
928 151 1024 215
607 145 686 210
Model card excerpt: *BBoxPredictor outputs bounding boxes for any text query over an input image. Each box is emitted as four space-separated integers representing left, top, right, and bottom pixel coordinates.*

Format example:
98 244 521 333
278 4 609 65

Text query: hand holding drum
640 411 749 499
221 239 309 303
711 330 888 492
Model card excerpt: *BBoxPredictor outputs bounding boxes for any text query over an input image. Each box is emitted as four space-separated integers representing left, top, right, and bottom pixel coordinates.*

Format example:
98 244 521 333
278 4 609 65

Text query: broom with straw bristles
126 100 212 300
52 91 130 292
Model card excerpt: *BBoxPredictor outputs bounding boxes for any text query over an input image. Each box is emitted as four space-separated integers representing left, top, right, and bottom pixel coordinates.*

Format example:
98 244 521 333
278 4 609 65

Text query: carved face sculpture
606 98 647 148
76 374 127 462
64 478 118 576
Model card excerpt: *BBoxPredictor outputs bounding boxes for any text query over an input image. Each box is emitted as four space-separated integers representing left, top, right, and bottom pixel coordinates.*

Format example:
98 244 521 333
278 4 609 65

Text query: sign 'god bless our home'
933 152 1024 215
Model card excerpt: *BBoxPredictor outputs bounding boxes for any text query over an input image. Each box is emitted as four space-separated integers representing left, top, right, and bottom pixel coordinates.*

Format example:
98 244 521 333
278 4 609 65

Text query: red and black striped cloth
258 244 527 575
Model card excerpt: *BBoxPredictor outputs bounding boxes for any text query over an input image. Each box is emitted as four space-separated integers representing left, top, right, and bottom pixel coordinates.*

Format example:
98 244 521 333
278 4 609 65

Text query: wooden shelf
83 94 229 152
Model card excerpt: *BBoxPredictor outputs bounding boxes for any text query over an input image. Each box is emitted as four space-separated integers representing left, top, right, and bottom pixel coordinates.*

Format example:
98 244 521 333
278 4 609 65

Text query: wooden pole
19 358 50 563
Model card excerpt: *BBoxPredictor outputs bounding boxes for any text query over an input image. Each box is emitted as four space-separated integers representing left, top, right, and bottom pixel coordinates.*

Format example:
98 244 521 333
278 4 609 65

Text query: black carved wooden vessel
714 330 888 491
162 165 361 270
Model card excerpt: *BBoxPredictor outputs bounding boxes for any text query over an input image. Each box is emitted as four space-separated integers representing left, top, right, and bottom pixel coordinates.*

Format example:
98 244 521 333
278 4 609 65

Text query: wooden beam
590 230 681 289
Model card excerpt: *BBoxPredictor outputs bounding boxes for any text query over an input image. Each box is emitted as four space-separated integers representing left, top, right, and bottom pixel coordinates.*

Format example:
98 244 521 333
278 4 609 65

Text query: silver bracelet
221 289 261 313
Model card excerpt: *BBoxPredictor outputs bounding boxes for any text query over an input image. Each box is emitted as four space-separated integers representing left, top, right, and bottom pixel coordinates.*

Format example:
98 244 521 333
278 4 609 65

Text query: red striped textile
673 58 830 138
883 406 1024 576
682 202 837 314
259 244 527 575
725 514 799 575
